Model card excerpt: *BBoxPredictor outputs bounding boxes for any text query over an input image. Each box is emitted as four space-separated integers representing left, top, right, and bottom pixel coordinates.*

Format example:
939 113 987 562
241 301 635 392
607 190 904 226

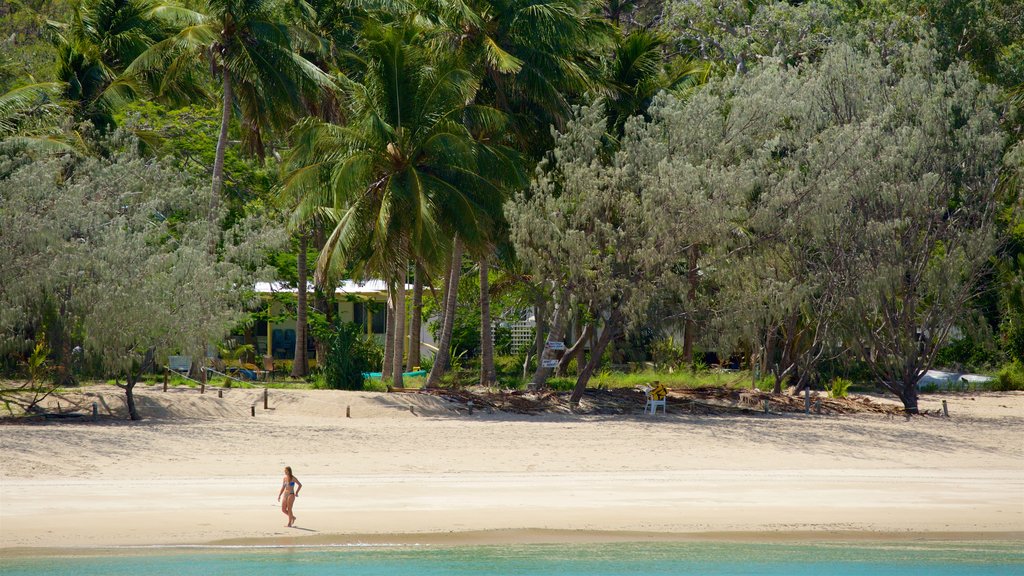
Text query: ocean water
2 541 1022 576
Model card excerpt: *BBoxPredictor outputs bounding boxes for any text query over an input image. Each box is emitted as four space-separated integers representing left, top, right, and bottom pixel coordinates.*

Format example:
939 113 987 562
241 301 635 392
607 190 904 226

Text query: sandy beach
1 385 1022 553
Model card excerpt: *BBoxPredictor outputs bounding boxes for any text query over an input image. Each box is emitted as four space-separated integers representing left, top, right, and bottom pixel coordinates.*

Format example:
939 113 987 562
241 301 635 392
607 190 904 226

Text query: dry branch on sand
417 386 914 417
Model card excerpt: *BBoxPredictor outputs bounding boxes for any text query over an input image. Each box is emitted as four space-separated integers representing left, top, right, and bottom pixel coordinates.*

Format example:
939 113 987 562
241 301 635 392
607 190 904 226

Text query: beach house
252 281 435 366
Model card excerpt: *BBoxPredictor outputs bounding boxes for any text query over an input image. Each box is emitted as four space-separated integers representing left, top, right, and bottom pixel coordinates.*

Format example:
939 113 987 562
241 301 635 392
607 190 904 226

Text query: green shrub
362 378 388 393
651 337 685 370
319 322 376 390
754 376 775 392
995 361 1024 391
825 377 852 398
547 377 576 391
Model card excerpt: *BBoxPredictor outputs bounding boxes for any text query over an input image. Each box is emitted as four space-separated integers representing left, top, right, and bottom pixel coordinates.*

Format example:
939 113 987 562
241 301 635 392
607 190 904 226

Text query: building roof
254 280 404 296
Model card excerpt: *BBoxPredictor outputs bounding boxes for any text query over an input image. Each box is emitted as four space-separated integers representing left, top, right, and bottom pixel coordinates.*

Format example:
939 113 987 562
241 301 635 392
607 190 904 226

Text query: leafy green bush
753 376 775 392
825 377 852 398
319 322 377 390
995 361 1024 391
494 324 514 356
651 337 685 370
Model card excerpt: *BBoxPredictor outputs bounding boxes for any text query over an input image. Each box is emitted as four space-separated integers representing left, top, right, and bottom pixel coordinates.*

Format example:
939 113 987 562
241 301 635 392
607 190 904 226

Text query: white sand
1 385 1022 551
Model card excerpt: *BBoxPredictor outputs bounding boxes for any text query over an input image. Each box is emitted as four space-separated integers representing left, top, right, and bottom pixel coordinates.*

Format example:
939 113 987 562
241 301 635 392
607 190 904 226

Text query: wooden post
410 405 416 416
815 398 821 415
346 405 351 418
763 399 769 415
804 387 810 415
942 400 949 417
163 369 168 391
468 400 474 416
218 389 223 398
251 404 255 417
263 388 268 410
92 402 98 421
200 366 206 395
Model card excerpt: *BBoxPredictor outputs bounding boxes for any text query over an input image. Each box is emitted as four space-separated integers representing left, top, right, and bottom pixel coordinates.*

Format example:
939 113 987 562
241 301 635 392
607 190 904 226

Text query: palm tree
284 19 522 387
604 29 709 139
0 81 77 155
54 0 184 130
416 0 609 384
126 0 334 217
432 0 615 154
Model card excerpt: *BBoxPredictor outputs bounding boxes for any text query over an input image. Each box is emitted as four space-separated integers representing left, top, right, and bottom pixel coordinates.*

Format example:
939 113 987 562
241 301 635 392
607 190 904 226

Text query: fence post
251 404 255 417
218 389 223 398
92 402 98 421
163 369 168 392
804 387 810 415
263 388 268 410
763 399 769 415
942 400 949 417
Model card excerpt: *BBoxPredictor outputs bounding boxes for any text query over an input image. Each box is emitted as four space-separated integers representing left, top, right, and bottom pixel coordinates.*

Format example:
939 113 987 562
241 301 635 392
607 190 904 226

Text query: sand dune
1 385 1022 550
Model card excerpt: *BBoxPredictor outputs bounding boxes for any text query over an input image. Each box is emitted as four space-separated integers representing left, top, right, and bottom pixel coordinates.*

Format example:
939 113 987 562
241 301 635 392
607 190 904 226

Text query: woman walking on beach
277 466 302 527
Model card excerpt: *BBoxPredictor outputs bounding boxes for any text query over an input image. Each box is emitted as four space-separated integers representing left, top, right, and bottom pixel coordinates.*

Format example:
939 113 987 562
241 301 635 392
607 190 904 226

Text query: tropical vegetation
1 0 1022 416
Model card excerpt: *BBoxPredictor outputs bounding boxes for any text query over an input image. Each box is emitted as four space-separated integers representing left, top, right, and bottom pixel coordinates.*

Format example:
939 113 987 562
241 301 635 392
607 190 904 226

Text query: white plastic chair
639 384 667 414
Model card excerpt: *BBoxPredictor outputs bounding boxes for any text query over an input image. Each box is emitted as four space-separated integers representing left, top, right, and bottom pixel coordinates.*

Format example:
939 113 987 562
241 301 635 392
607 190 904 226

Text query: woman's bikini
283 479 296 496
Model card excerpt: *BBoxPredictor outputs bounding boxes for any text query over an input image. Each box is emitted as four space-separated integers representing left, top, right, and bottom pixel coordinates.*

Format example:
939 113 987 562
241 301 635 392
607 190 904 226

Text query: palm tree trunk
392 265 407 388
291 231 309 378
479 259 497 386
313 225 331 366
407 264 423 371
382 286 394 380
427 238 463 387
211 67 232 217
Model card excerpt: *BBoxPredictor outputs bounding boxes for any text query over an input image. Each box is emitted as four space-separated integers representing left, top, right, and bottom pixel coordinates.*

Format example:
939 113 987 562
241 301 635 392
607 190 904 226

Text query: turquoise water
3 542 1022 575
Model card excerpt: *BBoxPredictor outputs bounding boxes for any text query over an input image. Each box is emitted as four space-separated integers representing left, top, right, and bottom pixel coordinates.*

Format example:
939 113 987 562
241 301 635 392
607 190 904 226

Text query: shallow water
3 541 1022 576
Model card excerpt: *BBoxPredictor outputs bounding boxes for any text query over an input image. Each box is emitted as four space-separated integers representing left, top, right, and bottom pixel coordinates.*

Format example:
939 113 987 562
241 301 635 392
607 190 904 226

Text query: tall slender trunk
211 67 232 218
427 238 462 387
569 309 621 405
392 264 407 388
479 259 497 386
531 289 566 388
683 245 698 364
555 323 592 377
291 231 309 378
382 287 395 380
534 294 547 364
313 225 330 366
407 264 423 370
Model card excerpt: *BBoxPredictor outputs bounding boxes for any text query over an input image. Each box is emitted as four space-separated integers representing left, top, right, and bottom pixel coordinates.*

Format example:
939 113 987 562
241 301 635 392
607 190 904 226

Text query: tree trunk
427 238 462 387
534 294 547 365
291 232 309 379
683 245 699 365
313 225 331 366
392 266 407 388
898 381 920 414
569 310 621 405
211 67 232 218
118 375 140 421
407 264 423 371
479 259 497 386
555 323 592 377
530 289 566 388
382 287 395 380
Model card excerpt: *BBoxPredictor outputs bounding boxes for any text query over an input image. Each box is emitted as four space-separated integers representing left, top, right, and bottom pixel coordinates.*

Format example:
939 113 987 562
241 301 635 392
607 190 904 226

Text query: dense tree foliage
1 0 1021 409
